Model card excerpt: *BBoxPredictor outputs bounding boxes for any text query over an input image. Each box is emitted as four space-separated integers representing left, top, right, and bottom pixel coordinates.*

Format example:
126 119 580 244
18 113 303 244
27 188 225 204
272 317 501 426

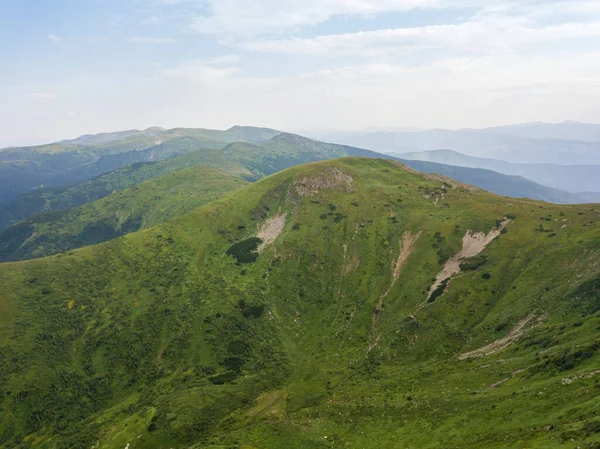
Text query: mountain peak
269 132 314 143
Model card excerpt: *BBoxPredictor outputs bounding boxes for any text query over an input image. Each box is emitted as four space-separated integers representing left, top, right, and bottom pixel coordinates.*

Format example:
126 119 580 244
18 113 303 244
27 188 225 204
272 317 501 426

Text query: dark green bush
226 237 263 264
460 255 488 271
428 279 449 303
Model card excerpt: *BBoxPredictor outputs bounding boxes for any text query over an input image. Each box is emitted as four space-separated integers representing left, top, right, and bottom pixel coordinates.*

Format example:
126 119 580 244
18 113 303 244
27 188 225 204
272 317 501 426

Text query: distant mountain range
0 126 280 203
1 129 598 241
480 121 600 142
315 121 600 165
394 149 600 194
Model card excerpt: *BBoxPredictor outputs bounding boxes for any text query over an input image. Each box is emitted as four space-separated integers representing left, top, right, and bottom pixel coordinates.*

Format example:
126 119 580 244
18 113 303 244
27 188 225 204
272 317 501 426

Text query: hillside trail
367 230 422 352
415 219 510 313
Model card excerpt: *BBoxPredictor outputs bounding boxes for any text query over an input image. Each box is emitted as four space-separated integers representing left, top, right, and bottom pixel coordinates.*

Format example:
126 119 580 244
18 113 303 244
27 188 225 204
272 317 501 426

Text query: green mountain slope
0 149 252 231
0 165 247 261
0 126 279 203
0 158 599 448
223 132 381 177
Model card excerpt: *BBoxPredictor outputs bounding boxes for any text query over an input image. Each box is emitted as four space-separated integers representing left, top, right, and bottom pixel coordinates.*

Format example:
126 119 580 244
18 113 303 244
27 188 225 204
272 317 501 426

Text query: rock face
426 219 510 302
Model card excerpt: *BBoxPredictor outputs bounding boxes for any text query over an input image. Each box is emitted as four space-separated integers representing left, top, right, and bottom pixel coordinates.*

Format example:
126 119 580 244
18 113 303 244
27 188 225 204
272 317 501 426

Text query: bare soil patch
257 213 286 251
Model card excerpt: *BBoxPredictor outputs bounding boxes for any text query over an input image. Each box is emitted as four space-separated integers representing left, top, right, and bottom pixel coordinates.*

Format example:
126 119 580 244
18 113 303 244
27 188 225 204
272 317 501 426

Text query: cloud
191 0 445 37
128 36 178 43
5 0 600 144
161 56 241 81
47 34 62 42
242 18 600 57
189 0 600 39
28 92 58 102
145 47 600 132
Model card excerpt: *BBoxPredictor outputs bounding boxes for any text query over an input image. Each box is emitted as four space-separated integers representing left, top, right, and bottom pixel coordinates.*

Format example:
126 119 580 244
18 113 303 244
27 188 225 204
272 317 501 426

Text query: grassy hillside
0 149 253 231
223 132 381 177
0 126 278 203
0 158 599 448
0 165 247 261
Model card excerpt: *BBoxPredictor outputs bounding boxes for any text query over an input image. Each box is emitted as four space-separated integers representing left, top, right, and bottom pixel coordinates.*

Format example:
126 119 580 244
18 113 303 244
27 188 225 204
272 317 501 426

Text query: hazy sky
1 0 600 146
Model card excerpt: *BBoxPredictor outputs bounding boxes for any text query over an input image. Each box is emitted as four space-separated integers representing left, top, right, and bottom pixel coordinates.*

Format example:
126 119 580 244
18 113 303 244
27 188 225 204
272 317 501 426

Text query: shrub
226 237 263 264
334 213 346 223
460 255 487 271
428 279 449 303
584 420 600 435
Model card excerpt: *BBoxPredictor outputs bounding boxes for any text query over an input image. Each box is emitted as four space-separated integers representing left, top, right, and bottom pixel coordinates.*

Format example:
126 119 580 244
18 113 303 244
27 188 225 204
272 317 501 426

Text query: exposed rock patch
257 213 287 251
426 219 510 301
562 369 600 385
459 312 544 360
293 168 353 197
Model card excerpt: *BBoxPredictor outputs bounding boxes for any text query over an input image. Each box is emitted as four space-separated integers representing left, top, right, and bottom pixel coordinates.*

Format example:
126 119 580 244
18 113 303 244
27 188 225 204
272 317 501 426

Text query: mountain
222 133 599 204
0 149 252 231
481 121 600 143
395 149 600 193
318 128 600 165
0 165 247 262
2 134 594 265
60 126 281 147
0 130 371 231
222 132 381 177
0 126 280 203
1 133 593 237
0 158 598 448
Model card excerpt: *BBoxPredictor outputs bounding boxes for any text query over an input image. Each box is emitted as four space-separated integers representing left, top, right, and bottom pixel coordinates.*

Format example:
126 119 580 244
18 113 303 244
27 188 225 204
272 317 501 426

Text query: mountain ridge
1 132 594 236
0 126 280 203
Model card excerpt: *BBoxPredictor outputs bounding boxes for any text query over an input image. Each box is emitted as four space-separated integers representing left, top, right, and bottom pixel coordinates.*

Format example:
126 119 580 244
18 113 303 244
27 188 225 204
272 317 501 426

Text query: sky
1 0 600 146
